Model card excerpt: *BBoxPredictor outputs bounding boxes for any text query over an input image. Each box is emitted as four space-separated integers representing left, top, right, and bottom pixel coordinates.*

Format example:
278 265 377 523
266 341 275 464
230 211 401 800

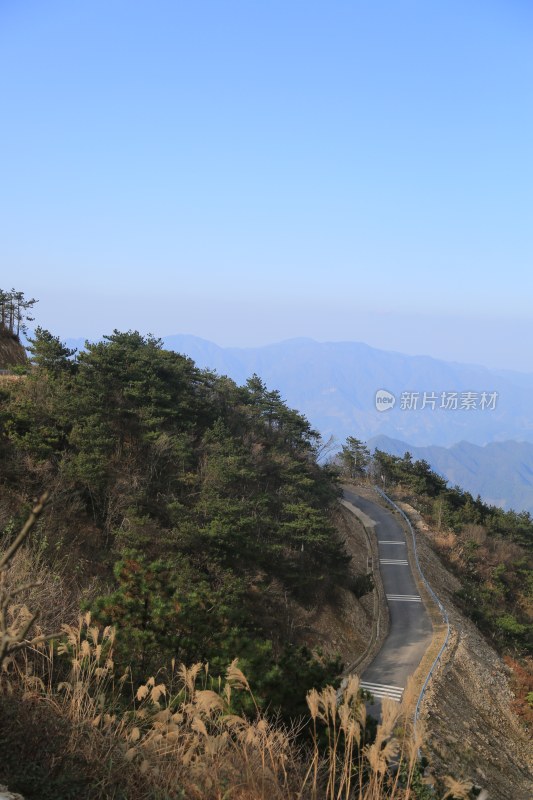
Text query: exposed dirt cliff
0 335 27 368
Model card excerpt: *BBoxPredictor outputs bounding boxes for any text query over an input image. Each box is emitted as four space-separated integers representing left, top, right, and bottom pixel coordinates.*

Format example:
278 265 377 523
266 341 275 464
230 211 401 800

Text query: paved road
343 487 433 717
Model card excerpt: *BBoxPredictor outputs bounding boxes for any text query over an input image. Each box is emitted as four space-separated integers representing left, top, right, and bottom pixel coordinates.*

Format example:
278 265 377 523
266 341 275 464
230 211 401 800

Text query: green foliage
256 644 342 721
373 449 448 498
1 329 351 723
27 326 78 374
339 436 371 479
2 368 72 460
349 572 374 598
98 555 240 677
398 758 434 799
494 613 528 638
8 364 30 375
0 287 37 338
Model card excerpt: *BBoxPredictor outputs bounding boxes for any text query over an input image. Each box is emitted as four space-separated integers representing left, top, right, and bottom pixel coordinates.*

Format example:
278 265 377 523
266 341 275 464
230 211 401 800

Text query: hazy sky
1 1 532 370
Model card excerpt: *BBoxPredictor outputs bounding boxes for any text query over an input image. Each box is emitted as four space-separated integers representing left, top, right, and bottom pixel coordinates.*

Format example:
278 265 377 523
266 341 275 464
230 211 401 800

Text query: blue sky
1 1 532 370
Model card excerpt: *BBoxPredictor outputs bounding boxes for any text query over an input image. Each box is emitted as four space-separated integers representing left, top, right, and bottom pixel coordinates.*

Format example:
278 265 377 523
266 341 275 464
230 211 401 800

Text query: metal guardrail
374 487 451 739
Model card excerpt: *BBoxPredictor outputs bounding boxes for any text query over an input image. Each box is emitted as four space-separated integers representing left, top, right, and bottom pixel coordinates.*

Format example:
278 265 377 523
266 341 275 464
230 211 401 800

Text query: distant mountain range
368 435 533 514
61 333 533 512
156 334 533 449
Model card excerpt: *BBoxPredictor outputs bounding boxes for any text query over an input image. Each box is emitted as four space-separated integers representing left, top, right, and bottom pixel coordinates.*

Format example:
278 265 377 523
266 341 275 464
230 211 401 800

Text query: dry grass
0 528 80 636
0 493 58 666
4 613 439 799
0 501 462 799
4 615 300 799
303 675 426 800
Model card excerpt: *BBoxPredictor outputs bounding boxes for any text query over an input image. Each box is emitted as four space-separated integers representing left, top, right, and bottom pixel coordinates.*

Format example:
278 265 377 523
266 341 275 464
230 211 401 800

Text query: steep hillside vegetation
0 328 365 716
0 328 447 799
369 434 533 514
2 326 530 797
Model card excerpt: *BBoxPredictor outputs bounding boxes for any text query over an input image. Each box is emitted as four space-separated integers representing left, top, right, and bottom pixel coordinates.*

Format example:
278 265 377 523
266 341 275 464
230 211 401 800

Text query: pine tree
339 436 371 479
0 288 37 338
27 327 77 373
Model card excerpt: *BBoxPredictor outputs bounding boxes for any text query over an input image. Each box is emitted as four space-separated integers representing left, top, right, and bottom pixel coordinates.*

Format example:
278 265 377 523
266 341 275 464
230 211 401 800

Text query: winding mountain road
343 487 433 716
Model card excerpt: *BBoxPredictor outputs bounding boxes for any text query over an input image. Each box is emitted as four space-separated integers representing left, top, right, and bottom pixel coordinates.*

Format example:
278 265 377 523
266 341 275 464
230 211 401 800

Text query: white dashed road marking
378 541 406 545
360 681 404 702
386 594 422 602
379 558 409 565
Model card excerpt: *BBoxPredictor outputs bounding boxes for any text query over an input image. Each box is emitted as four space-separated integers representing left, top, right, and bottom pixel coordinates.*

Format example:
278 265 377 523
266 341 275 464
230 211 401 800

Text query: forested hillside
4 328 454 799
369 434 533 514
0 328 356 714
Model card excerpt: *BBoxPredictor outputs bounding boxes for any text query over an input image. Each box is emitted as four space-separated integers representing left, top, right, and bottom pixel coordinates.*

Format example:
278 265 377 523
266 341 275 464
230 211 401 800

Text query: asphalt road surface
343 487 433 718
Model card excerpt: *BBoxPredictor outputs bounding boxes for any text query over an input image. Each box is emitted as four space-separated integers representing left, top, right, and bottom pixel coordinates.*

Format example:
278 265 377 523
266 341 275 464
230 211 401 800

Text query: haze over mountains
62 333 533 513
161 335 533 447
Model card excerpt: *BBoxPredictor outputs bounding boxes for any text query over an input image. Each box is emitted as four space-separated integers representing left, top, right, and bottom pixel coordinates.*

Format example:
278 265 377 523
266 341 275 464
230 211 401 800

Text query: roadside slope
402 502 533 800
288 504 388 667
